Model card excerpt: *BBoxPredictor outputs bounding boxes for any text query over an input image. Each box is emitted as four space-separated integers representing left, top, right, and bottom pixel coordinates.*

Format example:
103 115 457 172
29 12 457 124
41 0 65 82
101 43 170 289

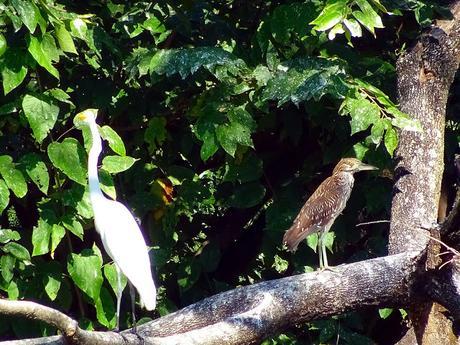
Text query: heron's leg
318 233 323 269
129 282 137 334
115 264 123 331
321 233 329 268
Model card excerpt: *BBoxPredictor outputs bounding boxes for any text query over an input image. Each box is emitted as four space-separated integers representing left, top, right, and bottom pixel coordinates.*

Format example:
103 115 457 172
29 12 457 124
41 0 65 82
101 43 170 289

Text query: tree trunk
390 3 460 344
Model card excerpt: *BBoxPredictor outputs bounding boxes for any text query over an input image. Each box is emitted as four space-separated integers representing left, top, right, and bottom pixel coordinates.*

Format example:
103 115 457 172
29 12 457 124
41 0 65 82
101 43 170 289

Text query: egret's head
74 109 98 128
333 158 378 174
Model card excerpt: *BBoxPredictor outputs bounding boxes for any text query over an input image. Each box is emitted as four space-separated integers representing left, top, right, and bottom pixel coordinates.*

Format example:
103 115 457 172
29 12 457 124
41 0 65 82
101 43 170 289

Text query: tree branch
1 252 422 344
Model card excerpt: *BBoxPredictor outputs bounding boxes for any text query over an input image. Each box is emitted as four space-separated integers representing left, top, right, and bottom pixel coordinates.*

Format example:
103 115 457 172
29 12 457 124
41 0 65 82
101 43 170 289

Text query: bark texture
390 3 460 344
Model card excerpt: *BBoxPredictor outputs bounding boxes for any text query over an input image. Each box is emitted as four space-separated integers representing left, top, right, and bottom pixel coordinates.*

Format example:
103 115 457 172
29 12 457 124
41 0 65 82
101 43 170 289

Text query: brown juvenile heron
283 158 378 269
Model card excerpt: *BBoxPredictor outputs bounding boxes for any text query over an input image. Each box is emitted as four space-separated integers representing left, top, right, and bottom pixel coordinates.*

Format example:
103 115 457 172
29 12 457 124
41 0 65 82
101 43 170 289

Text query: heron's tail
283 225 316 252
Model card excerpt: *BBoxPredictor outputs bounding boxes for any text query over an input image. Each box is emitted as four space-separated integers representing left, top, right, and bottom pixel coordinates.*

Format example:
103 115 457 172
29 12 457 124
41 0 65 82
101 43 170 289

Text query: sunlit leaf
310 0 348 32
101 155 136 174
48 138 87 185
67 244 103 300
2 242 30 262
0 179 9 214
27 34 59 79
22 94 60 143
55 25 77 54
100 126 126 156
19 153 49 194
0 155 27 198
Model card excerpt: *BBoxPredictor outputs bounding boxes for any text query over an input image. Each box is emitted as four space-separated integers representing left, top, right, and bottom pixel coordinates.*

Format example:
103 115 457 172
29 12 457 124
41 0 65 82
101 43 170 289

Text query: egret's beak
76 108 98 121
357 162 378 171
76 112 87 121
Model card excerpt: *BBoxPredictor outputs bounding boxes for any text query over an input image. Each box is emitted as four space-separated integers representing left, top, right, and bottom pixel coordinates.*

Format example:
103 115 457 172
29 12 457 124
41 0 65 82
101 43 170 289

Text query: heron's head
333 158 378 174
75 109 98 124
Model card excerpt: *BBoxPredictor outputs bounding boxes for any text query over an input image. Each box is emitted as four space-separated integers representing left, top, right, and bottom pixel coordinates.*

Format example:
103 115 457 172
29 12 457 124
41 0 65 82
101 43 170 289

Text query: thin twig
355 220 390 227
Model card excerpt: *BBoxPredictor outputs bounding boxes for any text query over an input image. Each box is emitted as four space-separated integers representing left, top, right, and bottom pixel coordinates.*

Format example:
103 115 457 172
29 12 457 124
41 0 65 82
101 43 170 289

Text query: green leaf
22 94 60 143
0 179 10 214
272 255 289 273
95 287 116 329
55 25 77 54
61 215 84 240
0 254 15 283
310 0 349 32
70 18 88 40
43 263 62 301
11 0 42 33
384 127 398 157
19 153 49 194
98 169 116 200
2 242 30 262
307 233 319 252
340 96 380 135
150 47 245 80
369 120 385 145
216 121 253 157
390 114 422 132
101 155 136 174
103 262 127 297
378 308 393 319
262 58 348 106
0 155 27 198
48 138 87 185
0 229 20 244
144 117 167 153
27 34 59 79
50 224 66 258
352 0 384 35
0 34 6 58
100 126 126 156
32 209 57 256
67 244 103 300
0 48 28 95
228 182 266 208
343 18 362 37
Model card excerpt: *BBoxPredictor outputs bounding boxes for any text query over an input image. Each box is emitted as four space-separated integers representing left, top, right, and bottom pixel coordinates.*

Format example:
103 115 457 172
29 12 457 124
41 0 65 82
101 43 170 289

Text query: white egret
75 109 156 330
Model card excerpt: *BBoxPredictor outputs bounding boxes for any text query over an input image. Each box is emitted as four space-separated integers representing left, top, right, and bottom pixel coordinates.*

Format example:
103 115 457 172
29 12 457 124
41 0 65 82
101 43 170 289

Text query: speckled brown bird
283 158 378 269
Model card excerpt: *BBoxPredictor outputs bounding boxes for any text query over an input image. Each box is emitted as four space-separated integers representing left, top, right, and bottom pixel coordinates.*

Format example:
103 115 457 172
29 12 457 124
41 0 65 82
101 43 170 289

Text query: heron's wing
95 200 156 310
283 174 352 251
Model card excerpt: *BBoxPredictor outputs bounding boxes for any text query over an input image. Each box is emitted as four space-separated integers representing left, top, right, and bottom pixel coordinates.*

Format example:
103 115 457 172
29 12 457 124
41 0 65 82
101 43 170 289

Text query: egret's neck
87 121 104 203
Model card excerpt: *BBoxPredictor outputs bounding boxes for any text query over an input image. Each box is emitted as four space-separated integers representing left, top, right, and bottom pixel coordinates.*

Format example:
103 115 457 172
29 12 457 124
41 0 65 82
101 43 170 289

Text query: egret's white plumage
76 109 156 326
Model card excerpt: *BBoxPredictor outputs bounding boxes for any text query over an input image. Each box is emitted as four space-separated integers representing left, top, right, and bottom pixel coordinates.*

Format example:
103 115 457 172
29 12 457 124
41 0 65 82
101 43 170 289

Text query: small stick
355 220 390 227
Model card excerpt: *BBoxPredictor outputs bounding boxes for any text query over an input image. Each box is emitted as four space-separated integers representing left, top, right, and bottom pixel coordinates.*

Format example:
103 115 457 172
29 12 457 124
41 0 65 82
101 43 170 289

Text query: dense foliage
0 0 451 342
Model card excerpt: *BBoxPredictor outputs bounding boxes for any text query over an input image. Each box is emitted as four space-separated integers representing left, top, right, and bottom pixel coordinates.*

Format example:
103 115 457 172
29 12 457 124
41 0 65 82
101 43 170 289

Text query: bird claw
318 265 338 273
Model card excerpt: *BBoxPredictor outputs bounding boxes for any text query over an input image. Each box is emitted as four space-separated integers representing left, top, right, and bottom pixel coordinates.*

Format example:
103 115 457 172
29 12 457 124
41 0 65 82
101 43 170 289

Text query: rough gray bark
389 2 460 344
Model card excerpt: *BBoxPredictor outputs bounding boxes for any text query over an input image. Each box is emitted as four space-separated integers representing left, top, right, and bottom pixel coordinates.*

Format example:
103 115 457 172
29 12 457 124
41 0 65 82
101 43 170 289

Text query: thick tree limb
390 2 460 344
1 252 421 344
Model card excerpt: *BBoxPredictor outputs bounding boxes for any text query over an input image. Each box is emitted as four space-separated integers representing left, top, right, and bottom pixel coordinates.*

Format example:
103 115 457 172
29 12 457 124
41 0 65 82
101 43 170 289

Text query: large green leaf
340 96 380 135
262 58 348 106
0 48 28 95
0 229 20 244
19 153 49 194
48 138 87 185
67 244 103 301
0 34 6 57
42 262 62 301
2 242 30 262
32 209 58 256
103 262 127 297
149 47 245 80
55 25 77 54
216 121 253 157
22 94 60 143
61 215 84 240
0 155 27 198
0 255 15 283
101 155 136 174
310 0 349 31
27 34 59 79
352 0 384 35
95 287 116 329
99 126 126 156
11 0 43 33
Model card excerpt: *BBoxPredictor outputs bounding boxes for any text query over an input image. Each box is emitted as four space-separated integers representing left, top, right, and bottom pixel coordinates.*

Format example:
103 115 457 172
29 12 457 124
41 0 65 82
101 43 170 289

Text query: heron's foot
318 265 338 273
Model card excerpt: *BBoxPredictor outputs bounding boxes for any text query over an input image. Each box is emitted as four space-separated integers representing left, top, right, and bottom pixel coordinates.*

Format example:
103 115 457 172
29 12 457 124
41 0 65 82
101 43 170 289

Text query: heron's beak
357 162 378 171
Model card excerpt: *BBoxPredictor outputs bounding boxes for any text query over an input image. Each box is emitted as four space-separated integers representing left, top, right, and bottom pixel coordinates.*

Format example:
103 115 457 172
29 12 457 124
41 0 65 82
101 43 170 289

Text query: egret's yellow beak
76 112 87 121
76 108 98 121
